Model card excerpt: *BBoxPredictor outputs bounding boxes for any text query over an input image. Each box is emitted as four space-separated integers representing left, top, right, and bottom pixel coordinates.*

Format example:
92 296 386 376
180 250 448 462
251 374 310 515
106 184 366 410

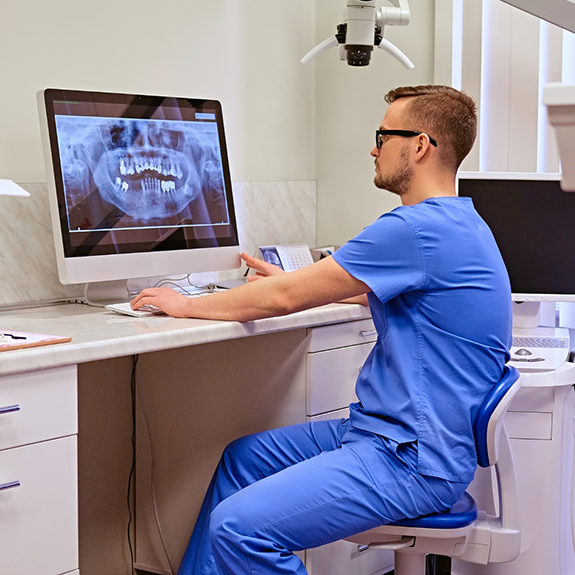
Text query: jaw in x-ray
56 116 226 224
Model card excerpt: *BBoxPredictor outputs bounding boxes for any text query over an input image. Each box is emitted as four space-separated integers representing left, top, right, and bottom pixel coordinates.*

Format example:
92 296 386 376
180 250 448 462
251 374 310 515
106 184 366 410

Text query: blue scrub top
333 197 512 482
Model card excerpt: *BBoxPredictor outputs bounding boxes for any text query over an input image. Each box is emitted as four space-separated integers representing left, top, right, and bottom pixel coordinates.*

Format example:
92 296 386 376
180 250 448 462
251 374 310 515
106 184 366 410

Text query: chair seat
390 492 478 530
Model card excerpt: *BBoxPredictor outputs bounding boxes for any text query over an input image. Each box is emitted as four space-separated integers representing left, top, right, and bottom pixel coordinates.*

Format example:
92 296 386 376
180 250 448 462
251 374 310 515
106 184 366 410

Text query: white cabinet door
0 436 79 575
305 320 393 575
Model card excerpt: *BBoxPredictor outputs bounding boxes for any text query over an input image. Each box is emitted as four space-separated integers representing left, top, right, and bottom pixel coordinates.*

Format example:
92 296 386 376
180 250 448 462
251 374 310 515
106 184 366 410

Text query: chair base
395 550 427 574
383 553 451 575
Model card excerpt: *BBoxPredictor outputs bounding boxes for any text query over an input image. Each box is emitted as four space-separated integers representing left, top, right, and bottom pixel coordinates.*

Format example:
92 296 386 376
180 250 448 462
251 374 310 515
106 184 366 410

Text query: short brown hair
385 85 477 172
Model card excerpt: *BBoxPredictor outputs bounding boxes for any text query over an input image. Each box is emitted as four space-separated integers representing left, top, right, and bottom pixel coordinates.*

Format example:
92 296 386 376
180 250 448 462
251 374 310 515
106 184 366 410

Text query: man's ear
414 135 432 162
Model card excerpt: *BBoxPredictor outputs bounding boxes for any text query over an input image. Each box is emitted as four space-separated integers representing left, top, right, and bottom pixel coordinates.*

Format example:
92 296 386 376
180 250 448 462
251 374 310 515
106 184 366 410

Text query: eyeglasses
375 129 437 149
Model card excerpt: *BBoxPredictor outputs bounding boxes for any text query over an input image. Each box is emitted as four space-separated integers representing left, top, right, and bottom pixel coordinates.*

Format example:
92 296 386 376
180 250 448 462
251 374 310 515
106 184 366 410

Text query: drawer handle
0 481 20 492
360 329 377 337
0 404 20 415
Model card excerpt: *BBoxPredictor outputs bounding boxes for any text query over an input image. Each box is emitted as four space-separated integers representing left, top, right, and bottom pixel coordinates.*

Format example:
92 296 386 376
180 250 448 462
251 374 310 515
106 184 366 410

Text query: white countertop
0 302 372 377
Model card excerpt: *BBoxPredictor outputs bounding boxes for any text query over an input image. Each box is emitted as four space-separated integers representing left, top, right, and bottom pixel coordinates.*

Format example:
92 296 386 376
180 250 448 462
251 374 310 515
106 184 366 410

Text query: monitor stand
84 280 130 307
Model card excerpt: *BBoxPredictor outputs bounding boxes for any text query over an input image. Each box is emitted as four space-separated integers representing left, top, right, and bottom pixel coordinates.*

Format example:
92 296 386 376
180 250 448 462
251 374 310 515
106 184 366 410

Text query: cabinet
0 366 79 575
304 318 395 575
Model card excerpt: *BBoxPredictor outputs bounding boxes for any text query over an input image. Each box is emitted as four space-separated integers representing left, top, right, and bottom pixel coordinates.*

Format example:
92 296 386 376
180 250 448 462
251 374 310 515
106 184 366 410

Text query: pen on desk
0 333 27 341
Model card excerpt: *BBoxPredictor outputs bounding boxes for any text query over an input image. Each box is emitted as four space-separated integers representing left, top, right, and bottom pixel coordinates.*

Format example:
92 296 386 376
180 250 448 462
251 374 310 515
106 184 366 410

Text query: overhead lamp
0 179 30 197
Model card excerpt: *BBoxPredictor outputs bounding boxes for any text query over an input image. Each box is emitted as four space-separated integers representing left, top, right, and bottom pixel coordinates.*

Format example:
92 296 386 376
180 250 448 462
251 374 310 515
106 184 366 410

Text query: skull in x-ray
58 117 224 222
93 119 211 220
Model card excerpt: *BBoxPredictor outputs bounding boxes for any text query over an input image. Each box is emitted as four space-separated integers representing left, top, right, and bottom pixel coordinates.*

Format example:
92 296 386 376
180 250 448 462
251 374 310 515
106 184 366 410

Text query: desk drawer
0 436 78 575
0 365 77 451
307 343 374 416
308 319 377 352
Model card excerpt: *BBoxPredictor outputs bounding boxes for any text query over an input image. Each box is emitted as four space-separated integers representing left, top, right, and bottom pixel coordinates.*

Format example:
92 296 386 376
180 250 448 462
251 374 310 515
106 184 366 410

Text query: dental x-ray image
55 116 230 231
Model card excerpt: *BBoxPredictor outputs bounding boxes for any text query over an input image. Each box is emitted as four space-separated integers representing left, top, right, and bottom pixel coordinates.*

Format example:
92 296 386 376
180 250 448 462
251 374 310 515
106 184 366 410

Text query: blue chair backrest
473 365 521 468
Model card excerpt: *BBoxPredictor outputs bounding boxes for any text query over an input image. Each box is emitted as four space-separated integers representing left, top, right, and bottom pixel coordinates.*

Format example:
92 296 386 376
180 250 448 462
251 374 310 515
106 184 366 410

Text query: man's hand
242 252 285 281
131 287 193 318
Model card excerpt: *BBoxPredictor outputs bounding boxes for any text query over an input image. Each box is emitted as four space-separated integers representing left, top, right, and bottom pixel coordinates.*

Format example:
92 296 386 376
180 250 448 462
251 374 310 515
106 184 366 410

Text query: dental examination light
0 180 29 197
301 0 414 69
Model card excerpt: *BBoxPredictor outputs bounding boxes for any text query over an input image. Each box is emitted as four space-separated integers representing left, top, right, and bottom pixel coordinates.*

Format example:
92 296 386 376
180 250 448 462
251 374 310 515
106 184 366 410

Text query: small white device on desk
256 244 314 272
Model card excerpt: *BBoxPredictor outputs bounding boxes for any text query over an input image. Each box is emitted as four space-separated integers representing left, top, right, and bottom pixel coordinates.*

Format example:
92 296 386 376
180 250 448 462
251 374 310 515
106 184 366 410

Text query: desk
0 302 390 575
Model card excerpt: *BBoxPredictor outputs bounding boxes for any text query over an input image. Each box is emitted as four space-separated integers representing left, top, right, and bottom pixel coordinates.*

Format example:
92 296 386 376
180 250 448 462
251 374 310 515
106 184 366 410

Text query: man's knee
209 497 245 558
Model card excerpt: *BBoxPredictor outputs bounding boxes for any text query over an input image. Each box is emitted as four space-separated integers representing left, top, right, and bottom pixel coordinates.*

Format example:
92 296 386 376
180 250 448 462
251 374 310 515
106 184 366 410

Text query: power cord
127 354 139 575
134 356 176 575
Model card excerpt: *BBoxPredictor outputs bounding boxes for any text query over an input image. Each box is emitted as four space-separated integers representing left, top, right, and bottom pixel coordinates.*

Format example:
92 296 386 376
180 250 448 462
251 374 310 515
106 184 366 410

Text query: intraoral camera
301 0 414 69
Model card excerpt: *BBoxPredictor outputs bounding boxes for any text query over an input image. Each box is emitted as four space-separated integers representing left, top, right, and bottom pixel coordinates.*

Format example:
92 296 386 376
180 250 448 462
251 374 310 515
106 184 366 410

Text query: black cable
127 354 139 575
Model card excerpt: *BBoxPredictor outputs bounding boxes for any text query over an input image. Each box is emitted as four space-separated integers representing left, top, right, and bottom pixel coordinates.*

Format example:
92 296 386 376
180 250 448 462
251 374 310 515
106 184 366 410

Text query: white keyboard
105 290 217 317
105 302 166 317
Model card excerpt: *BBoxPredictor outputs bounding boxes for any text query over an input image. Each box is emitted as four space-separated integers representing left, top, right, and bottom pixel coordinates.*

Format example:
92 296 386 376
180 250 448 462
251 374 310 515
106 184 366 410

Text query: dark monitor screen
458 173 575 301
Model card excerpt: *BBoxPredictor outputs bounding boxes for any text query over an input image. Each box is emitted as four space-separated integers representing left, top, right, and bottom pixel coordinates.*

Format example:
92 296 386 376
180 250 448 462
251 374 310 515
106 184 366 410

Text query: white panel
562 29 575 83
506 411 553 439
508 8 541 171
0 365 77 451
538 21 563 172
434 0 456 86
306 538 393 575
0 437 79 575
460 0 484 172
480 0 512 171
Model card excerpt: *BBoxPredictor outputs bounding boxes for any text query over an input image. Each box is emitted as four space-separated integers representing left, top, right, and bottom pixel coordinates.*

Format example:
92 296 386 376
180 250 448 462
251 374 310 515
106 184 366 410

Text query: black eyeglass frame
376 129 437 149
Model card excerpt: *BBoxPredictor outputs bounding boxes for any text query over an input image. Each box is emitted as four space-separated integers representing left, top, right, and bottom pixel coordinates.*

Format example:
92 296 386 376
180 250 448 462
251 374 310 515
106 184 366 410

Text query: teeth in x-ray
161 180 176 193
119 157 183 180
115 176 130 195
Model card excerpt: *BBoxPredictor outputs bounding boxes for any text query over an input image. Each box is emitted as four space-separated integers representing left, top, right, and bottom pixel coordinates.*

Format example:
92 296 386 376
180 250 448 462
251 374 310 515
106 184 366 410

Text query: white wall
0 0 438 260
0 0 315 183
314 0 436 247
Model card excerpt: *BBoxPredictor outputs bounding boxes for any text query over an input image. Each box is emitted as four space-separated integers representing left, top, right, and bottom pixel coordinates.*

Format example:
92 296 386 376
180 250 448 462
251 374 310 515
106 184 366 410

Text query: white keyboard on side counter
510 327 570 370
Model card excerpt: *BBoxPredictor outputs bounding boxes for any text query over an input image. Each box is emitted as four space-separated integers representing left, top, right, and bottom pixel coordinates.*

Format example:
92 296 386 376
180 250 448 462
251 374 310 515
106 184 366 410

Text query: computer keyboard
512 336 568 349
105 302 166 317
105 290 217 317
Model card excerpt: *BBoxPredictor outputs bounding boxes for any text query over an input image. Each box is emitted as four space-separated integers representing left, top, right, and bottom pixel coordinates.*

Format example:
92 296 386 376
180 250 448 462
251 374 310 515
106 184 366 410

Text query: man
132 85 512 575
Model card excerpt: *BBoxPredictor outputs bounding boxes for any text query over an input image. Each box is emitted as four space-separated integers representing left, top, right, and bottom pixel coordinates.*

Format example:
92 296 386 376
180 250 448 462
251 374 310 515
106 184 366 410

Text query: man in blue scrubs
132 85 512 575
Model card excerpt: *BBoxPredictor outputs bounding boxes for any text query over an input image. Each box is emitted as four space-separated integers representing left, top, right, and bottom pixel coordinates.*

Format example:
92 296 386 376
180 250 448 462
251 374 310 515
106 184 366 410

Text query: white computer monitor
38 89 240 305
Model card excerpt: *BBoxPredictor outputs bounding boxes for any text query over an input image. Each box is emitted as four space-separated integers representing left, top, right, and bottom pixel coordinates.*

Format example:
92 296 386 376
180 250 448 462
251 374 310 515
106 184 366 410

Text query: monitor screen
38 89 240 301
457 172 575 302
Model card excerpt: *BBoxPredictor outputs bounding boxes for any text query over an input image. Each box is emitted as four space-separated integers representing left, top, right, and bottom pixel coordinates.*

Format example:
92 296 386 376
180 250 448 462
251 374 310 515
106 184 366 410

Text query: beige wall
0 0 439 253
314 0 437 247
0 0 315 183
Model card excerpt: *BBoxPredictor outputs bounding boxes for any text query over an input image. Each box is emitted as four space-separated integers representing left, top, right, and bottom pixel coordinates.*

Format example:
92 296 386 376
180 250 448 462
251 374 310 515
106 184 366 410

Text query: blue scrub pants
177 418 468 575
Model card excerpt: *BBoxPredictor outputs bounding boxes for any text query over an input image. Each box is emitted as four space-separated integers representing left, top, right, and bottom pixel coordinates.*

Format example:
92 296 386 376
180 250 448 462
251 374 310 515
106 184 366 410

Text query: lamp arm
301 35 340 64
376 36 414 69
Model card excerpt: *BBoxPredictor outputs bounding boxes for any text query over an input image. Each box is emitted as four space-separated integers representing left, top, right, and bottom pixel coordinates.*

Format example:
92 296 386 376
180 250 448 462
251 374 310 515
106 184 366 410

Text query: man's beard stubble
374 145 413 197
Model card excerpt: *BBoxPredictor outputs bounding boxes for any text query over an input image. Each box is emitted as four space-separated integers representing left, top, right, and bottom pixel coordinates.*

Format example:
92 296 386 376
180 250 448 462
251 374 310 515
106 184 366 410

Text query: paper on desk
0 330 72 352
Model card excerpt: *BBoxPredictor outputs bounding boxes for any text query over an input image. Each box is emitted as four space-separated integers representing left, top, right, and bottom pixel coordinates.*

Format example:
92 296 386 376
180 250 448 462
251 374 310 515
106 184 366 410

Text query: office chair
345 365 522 575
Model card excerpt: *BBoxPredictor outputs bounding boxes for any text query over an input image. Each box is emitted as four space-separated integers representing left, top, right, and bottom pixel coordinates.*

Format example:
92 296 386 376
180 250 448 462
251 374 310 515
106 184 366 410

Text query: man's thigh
215 418 350 498
211 427 433 553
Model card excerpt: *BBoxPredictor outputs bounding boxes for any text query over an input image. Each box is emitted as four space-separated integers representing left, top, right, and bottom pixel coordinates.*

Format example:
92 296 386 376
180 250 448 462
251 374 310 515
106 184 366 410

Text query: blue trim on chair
474 365 520 468
390 492 478 529
386 366 519 532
